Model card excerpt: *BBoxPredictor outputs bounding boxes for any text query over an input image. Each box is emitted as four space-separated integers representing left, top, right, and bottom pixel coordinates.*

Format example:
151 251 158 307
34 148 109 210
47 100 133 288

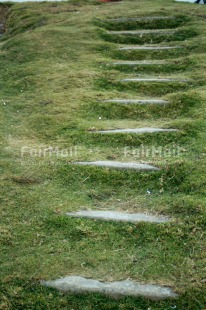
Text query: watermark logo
19 144 186 166
21 146 78 158
123 145 185 158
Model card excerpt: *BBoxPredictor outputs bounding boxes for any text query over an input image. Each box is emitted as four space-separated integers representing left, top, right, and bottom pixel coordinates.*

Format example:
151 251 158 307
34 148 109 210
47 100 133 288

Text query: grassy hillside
0 0 206 308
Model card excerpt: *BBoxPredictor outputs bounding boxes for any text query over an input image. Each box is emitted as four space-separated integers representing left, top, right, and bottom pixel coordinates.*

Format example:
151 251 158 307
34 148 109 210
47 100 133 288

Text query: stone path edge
41 276 178 300
108 29 176 35
109 60 169 66
66 210 170 223
91 128 178 134
118 45 181 50
72 161 160 171
121 78 189 82
102 99 169 105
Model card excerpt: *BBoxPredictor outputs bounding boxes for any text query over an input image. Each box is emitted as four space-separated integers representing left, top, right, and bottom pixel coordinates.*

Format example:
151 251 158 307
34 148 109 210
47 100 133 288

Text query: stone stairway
41 12 194 300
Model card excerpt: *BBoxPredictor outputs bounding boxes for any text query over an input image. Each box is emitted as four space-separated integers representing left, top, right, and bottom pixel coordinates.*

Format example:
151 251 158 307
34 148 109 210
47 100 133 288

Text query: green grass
81 91 202 119
101 57 194 73
1 0 206 309
100 28 198 44
94 14 190 31
97 41 191 60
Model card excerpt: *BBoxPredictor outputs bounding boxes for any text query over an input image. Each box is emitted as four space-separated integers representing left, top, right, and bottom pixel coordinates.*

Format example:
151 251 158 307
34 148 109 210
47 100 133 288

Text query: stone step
103 99 169 105
92 127 178 134
66 210 170 223
41 276 178 300
118 45 181 50
73 161 159 171
105 16 175 22
110 60 168 65
121 78 189 83
108 29 176 35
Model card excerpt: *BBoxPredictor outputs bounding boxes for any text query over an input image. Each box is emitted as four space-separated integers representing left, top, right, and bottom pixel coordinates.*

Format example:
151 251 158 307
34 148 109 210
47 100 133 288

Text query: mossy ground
0 0 206 309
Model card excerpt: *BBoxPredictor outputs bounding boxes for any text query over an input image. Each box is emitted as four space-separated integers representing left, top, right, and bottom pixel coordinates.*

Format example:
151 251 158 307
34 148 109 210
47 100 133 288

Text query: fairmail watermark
20 144 186 162
123 145 185 158
21 146 79 159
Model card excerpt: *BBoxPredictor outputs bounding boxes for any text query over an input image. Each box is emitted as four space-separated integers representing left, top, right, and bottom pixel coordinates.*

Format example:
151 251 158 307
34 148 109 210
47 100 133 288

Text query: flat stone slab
105 16 175 22
103 99 169 105
41 276 178 300
92 127 178 134
118 45 181 50
73 161 159 171
66 210 170 223
111 60 167 65
121 78 189 82
108 29 176 35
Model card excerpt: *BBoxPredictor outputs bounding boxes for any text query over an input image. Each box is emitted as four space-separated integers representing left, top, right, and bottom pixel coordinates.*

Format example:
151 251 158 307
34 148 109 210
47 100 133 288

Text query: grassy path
0 0 206 308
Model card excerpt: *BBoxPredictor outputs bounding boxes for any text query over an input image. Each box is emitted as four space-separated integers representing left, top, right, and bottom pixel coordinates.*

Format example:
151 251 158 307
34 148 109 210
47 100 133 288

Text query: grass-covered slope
0 0 206 308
